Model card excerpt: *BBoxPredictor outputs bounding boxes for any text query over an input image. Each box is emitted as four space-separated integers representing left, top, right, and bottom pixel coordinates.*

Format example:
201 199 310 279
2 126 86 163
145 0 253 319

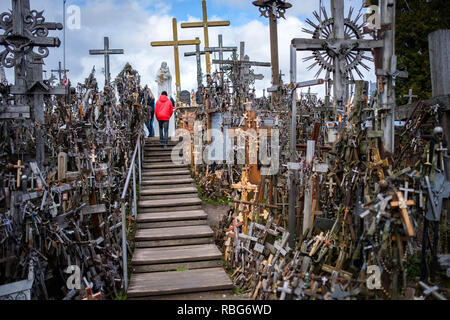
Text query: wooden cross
152 18 201 97
89 37 124 86
181 0 230 74
390 191 415 237
326 177 337 197
232 170 258 234
51 61 69 83
184 37 205 91
277 280 292 300
403 88 417 105
82 287 102 300
11 160 25 188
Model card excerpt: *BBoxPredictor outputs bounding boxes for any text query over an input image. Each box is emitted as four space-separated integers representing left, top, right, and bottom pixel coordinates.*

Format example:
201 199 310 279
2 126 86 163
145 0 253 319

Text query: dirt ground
202 203 231 227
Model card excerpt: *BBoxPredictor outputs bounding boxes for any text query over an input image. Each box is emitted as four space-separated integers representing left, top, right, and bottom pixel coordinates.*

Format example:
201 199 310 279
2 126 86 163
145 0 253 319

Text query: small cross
326 177 337 197
227 217 243 239
82 287 102 300
277 280 292 300
403 88 417 104
51 61 69 83
11 160 25 188
390 191 415 237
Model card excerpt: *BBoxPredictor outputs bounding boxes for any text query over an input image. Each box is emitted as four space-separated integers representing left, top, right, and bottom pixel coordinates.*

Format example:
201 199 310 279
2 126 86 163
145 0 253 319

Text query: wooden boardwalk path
128 138 234 299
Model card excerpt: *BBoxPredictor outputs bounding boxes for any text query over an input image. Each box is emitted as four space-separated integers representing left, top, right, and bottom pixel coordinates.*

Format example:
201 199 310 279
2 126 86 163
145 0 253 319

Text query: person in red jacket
155 91 174 148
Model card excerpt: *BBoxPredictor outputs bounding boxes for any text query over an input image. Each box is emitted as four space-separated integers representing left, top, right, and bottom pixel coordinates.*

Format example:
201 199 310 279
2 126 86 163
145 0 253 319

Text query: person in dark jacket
142 86 155 137
155 91 174 148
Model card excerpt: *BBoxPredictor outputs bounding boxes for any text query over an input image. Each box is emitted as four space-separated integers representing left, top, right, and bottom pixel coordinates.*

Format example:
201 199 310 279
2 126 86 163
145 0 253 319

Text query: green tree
370 0 449 104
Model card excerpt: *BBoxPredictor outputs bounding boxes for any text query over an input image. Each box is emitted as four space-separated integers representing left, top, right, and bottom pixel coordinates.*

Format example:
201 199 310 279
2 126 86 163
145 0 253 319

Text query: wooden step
141 177 194 186
137 219 207 229
132 244 221 265
143 163 187 170
141 194 198 201
144 152 174 157
139 197 201 209
139 205 203 214
135 225 213 241
135 237 212 248
127 268 234 298
145 147 175 152
140 187 198 196
142 175 192 182
143 157 173 163
137 210 207 223
142 170 190 177
142 183 194 190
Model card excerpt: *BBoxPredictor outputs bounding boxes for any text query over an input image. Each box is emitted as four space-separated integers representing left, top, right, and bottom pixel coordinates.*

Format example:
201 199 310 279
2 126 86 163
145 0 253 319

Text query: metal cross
181 0 230 74
51 61 69 83
403 88 417 105
89 37 124 86
184 37 205 91
151 18 200 97
204 34 237 84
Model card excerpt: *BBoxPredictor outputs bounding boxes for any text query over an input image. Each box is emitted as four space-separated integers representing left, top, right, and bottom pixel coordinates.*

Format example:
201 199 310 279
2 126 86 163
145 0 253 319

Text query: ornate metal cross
252 0 292 87
181 0 230 74
151 18 200 97
89 36 124 86
291 0 382 116
184 37 205 91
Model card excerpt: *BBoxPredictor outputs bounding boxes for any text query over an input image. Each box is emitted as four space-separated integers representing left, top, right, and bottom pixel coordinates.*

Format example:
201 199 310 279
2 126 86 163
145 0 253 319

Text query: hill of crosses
0 0 449 302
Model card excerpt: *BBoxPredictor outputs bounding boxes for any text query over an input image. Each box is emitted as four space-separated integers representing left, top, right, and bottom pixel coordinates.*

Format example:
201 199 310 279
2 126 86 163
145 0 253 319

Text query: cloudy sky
1 0 376 97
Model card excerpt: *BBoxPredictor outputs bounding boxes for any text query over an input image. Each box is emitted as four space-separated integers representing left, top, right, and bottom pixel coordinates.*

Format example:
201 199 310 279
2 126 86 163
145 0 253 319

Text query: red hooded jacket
155 95 174 121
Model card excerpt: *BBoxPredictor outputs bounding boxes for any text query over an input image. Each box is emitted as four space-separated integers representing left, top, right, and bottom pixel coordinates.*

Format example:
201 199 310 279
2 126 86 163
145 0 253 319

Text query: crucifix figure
152 18 200 97
403 88 417 105
89 37 124 86
51 61 69 83
181 0 230 75
252 0 292 88
204 34 237 85
184 37 205 91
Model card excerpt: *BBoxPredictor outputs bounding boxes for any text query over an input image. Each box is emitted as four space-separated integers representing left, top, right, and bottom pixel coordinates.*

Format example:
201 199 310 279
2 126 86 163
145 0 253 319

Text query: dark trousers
146 111 155 137
158 120 169 145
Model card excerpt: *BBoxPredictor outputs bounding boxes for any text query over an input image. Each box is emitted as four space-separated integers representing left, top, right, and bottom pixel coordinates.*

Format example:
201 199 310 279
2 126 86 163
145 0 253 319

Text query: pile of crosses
215 82 450 300
0 12 145 300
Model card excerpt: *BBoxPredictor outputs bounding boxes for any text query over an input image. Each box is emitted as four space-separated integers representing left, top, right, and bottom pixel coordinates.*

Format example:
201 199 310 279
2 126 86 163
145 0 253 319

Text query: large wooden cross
181 0 230 75
152 18 200 97
184 37 205 91
89 37 124 86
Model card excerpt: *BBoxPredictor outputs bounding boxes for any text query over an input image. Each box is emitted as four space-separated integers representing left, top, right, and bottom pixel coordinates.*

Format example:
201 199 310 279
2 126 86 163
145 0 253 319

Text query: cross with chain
89 37 124 86
181 0 230 74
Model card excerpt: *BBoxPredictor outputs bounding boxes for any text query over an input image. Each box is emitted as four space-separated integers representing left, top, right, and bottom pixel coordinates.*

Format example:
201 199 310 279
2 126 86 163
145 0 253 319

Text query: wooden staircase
127 138 234 299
